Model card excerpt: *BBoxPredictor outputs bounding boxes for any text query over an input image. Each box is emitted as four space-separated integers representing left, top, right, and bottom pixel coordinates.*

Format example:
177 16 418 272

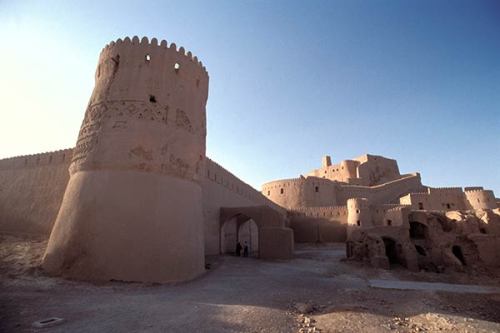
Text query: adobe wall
203 158 286 255
261 176 337 209
0 149 72 236
288 205 348 242
307 159 360 183
399 187 498 211
465 188 498 210
354 154 401 186
337 173 425 205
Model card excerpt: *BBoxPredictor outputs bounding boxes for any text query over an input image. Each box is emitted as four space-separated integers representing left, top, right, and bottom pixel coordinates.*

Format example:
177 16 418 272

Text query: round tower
347 198 371 234
42 37 209 283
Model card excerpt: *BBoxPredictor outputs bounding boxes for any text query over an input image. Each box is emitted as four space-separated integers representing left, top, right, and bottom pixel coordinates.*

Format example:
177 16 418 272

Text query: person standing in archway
243 242 249 257
235 241 242 256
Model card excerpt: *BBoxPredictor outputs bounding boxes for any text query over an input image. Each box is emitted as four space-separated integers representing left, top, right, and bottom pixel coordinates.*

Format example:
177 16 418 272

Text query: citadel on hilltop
0 36 498 283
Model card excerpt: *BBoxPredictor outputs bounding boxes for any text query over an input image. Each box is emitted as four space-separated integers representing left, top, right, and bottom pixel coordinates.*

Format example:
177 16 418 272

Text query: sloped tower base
43 170 205 283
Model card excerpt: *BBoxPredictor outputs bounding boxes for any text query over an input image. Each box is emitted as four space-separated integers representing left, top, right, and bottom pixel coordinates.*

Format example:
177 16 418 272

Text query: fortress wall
262 177 337 209
400 187 474 211
355 154 401 186
465 189 498 210
337 173 425 205
426 187 468 210
288 205 348 242
0 149 73 236
203 158 285 255
307 159 359 183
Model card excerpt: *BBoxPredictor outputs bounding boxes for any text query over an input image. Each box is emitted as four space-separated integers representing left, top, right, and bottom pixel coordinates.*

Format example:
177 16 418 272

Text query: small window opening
418 202 424 210
356 209 360 214
280 188 284 194
356 220 361 226
267 191 270 196
149 95 157 103
446 203 451 209
174 62 180 72
145 54 151 62
387 219 392 226
480 227 487 234
477 198 480 203
315 186 319 193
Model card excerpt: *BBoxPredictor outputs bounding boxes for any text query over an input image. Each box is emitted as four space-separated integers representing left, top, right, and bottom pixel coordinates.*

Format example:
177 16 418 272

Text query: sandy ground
1 234 500 333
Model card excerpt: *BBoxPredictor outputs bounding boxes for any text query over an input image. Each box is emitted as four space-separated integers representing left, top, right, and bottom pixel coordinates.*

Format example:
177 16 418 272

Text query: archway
238 219 259 257
220 216 238 255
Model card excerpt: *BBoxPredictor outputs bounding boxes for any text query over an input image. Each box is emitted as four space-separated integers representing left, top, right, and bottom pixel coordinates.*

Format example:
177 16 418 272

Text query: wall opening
382 237 402 266
356 220 360 226
238 219 259 257
174 62 180 72
387 219 392 226
418 202 424 210
452 245 466 265
480 227 487 234
446 203 451 209
315 186 319 193
145 54 151 62
415 245 426 256
410 222 427 239
149 95 157 103
280 188 284 194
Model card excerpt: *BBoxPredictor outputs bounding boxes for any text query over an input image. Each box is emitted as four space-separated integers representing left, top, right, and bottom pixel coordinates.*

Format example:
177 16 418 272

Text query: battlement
464 188 490 194
427 186 463 193
101 36 208 76
289 205 348 218
0 149 73 170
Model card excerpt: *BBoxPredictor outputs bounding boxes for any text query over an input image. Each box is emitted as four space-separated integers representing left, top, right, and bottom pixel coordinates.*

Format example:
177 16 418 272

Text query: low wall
289 206 348 242
0 149 73 236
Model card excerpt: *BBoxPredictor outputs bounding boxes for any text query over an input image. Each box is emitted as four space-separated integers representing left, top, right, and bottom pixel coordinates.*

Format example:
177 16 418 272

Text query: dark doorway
382 237 399 265
452 245 466 265
410 222 427 239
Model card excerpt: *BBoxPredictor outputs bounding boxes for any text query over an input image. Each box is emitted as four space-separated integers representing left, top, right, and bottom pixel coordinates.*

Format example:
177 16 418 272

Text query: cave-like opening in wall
452 245 466 266
409 221 427 239
382 237 406 268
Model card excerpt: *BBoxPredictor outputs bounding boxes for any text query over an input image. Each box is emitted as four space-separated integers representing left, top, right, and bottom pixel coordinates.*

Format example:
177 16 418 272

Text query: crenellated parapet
0 149 73 170
464 188 497 210
262 176 338 209
204 157 285 214
71 36 209 182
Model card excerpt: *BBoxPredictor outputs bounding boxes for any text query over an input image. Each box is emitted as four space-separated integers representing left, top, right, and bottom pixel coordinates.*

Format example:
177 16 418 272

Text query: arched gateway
219 206 294 260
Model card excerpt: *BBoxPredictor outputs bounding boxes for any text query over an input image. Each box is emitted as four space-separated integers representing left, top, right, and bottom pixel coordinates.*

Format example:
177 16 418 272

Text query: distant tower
347 198 371 235
322 155 332 168
43 37 209 282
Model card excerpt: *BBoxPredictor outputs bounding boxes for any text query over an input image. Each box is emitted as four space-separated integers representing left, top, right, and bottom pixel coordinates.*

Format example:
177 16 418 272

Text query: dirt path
1 235 500 332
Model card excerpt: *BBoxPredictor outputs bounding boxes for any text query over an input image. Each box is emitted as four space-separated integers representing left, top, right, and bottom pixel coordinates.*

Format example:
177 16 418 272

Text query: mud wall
288 206 348 242
203 158 285 255
0 149 72 236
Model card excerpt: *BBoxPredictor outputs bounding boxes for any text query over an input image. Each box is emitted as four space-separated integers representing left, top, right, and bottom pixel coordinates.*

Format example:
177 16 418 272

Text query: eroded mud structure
0 37 498 282
263 155 500 271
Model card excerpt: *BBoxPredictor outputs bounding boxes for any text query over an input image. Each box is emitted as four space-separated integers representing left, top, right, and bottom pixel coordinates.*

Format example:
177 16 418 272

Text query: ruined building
0 37 498 282
262 154 500 271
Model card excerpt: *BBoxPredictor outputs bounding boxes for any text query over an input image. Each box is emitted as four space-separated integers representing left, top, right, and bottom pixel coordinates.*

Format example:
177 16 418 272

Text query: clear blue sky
0 0 499 194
